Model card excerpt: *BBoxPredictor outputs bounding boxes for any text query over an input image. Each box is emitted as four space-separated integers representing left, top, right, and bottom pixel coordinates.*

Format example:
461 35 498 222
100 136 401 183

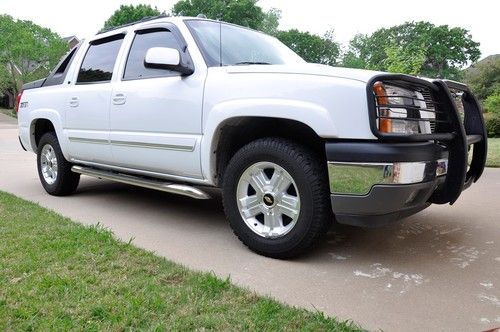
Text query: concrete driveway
1 113 499 331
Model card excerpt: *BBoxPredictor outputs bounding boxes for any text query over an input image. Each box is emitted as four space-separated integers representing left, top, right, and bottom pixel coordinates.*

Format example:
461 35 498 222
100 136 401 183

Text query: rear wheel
222 138 332 258
37 132 80 196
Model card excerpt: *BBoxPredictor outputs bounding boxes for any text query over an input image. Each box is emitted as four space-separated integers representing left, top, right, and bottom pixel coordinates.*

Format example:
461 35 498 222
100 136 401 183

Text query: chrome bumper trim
328 159 448 195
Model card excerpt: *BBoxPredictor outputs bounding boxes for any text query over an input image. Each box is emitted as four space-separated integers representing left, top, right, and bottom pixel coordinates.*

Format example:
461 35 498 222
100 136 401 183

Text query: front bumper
326 77 487 227
328 159 448 196
327 141 449 227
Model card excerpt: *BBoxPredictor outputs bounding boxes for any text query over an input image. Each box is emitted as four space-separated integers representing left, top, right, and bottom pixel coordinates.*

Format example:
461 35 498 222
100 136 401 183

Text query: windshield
185 20 305 67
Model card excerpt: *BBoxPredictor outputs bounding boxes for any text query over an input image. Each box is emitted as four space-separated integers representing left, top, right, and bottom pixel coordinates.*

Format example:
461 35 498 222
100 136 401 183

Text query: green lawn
486 138 500 167
0 108 16 118
0 191 360 331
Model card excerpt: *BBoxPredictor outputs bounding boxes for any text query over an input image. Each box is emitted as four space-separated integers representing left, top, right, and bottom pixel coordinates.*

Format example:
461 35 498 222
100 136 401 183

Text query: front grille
420 89 437 133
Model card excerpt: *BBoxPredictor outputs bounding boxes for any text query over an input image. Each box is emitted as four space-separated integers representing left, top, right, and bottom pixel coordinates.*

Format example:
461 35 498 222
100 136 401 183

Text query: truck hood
226 63 384 83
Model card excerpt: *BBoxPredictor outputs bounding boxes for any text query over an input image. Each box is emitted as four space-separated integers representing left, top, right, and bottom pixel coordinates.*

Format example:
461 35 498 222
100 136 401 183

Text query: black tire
222 138 332 259
37 132 80 196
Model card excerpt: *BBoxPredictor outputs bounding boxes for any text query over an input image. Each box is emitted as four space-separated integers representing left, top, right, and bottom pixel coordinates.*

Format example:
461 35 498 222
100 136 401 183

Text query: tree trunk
6 91 14 108
8 61 20 97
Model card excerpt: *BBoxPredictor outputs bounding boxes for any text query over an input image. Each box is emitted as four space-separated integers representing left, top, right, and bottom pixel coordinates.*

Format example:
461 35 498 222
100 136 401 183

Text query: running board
71 165 210 200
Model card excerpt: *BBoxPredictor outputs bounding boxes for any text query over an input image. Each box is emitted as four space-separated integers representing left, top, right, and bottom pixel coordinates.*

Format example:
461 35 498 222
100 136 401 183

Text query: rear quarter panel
18 86 68 158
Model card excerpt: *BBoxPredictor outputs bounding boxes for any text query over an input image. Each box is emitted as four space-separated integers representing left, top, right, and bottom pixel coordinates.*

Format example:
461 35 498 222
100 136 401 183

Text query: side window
123 29 181 80
44 46 79 87
55 47 78 75
77 34 124 84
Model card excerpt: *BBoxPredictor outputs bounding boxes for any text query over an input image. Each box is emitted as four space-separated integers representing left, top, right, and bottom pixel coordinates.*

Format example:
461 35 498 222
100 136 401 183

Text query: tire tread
37 132 80 196
222 137 332 259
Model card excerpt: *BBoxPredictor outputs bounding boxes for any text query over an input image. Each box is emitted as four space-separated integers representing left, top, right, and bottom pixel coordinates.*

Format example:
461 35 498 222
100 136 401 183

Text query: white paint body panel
64 83 113 163
18 16 385 187
18 85 69 157
109 75 204 177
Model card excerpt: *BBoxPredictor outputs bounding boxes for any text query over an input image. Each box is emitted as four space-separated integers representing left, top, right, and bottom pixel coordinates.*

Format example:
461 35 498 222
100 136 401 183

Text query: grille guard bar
365 75 487 205
441 80 487 183
427 80 487 205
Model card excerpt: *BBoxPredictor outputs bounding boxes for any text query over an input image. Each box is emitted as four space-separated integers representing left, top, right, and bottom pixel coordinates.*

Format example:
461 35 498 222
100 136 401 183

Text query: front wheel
37 132 80 196
222 138 332 259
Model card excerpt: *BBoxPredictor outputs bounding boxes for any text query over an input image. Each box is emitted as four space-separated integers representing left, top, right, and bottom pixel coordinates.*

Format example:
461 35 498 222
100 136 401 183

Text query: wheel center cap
263 193 275 207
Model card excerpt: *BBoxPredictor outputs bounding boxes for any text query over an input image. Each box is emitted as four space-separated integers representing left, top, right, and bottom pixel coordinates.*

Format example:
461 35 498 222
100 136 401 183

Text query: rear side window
123 29 181 80
77 34 124 84
44 46 79 87
55 47 77 74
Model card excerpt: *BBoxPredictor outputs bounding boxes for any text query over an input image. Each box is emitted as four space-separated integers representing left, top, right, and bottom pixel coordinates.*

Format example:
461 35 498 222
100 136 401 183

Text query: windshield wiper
233 61 272 65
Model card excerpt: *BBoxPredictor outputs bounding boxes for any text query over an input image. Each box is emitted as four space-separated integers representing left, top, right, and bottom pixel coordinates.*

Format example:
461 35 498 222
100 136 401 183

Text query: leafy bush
484 89 500 115
485 113 500 137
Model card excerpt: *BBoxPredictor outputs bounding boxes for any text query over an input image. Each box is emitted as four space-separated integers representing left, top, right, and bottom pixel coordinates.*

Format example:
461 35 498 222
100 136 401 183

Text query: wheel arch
28 109 64 153
201 99 337 186
31 118 56 150
204 116 327 186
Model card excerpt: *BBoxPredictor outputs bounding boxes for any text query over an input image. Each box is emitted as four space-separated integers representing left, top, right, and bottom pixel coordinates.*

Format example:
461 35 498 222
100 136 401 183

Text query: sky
0 0 498 59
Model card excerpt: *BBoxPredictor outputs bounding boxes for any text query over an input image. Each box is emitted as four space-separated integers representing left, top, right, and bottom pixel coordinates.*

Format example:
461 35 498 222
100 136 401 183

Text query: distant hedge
485 113 500 138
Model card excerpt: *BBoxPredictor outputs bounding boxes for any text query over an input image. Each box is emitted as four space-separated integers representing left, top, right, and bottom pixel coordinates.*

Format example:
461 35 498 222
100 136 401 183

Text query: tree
384 45 426 76
341 34 369 69
276 29 340 66
171 0 279 34
463 55 500 101
0 15 67 102
0 64 12 105
259 7 281 36
342 21 480 80
103 4 161 30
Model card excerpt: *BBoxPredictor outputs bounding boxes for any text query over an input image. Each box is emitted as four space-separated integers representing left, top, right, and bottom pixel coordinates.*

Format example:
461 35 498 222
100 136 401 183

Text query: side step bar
71 165 210 200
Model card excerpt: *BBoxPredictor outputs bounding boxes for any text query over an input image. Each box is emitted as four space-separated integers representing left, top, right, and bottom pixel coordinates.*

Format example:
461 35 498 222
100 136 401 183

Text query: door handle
113 93 126 105
69 97 79 107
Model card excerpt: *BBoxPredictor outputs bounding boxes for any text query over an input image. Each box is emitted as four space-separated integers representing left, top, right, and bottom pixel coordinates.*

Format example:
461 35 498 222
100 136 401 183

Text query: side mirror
144 47 194 75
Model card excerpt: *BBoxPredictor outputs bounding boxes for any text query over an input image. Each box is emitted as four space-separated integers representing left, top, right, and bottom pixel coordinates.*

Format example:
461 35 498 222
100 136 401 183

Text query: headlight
373 82 435 135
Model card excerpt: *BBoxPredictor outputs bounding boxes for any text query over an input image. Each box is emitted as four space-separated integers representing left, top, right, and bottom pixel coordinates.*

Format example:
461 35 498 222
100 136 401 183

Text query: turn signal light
373 82 392 133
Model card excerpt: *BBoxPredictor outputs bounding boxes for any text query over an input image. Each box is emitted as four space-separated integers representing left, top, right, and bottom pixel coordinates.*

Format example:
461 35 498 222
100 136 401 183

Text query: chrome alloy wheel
236 162 301 238
40 144 58 185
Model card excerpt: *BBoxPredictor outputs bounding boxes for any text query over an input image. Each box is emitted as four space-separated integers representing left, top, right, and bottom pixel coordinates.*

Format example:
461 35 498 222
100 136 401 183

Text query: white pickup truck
17 16 487 258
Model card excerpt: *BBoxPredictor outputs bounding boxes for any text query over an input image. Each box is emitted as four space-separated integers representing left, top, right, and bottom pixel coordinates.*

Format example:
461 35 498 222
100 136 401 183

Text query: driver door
109 26 204 179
